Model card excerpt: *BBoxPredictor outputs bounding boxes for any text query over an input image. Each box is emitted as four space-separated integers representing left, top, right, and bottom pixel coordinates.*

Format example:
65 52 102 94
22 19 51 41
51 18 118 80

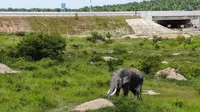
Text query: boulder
156 67 187 81
0 63 19 74
143 90 160 95
72 98 114 112
103 56 117 61
172 53 181 56
161 61 169 64
95 40 105 44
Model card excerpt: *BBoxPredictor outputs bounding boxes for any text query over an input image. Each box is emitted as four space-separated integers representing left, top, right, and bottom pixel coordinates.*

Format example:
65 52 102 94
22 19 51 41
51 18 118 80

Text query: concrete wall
140 11 200 25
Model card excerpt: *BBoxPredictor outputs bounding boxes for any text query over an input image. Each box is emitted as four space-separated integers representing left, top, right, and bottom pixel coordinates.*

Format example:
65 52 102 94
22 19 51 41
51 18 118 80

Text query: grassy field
0 16 140 35
0 33 200 112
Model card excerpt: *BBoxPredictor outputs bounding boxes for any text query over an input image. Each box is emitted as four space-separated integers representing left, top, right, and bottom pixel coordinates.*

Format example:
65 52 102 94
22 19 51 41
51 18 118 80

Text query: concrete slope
126 19 176 34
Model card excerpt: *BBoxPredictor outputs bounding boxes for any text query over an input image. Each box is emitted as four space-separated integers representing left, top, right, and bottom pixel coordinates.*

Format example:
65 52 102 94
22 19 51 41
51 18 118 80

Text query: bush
87 31 106 43
107 59 124 72
106 32 112 39
155 44 160 50
176 35 185 44
184 38 193 44
16 33 66 60
123 36 131 40
105 39 114 44
139 55 162 74
113 44 127 54
75 13 79 20
173 100 184 109
14 31 26 36
0 45 19 61
139 42 144 46
152 35 162 44
90 55 103 63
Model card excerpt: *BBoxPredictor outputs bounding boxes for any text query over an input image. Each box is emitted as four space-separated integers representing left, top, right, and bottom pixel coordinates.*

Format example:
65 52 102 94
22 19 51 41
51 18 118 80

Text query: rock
72 98 114 112
128 51 134 54
172 53 181 56
90 61 95 64
103 50 115 54
143 90 160 95
156 67 187 81
0 63 19 74
103 56 117 61
161 61 169 64
95 40 105 44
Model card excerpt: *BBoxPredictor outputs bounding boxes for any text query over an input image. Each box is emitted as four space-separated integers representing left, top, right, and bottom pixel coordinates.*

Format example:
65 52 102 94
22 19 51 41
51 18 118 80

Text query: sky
0 0 143 9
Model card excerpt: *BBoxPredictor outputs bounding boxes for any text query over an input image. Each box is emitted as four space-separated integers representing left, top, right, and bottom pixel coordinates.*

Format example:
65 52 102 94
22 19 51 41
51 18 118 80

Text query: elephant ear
122 76 130 84
121 70 131 84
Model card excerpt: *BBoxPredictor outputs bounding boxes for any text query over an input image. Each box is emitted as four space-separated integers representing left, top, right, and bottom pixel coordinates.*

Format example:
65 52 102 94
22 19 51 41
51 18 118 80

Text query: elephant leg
115 88 121 96
130 89 136 96
130 89 138 100
135 85 142 100
122 83 129 96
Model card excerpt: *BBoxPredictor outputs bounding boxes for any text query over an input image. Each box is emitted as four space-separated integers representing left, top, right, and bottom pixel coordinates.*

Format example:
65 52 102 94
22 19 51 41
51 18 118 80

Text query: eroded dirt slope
0 17 31 33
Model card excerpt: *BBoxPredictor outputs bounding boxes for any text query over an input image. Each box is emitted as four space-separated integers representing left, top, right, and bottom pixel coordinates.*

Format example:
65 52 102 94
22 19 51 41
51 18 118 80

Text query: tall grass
0 34 200 112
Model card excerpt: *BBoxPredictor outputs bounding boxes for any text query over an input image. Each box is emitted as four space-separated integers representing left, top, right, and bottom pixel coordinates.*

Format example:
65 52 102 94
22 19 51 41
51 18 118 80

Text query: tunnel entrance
155 20 192 28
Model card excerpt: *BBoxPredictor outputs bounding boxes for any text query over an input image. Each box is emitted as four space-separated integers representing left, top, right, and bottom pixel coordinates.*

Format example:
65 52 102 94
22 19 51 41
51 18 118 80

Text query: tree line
1 0 200 12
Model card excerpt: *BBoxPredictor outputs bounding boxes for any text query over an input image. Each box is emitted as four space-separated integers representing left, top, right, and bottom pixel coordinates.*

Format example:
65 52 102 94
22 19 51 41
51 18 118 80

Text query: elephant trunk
107 83 117 99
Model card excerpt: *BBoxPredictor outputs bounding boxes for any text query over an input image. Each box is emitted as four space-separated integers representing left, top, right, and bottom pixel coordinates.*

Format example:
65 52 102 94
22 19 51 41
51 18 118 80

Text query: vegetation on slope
0 16 138 35
28 16 136 35
0 33 200 112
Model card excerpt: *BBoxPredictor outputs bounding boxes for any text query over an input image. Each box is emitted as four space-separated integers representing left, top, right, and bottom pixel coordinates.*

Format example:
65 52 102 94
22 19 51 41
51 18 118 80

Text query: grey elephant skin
107 67 144 100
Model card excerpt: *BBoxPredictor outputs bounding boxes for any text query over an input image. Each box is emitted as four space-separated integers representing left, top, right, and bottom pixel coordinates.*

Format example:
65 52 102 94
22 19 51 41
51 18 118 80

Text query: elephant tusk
110 88 117 96
107 89 110 94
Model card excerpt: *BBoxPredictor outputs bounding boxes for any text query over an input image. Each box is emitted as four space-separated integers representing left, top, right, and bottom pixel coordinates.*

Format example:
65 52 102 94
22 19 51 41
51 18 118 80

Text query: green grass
0 34 200 112
28 16 138 35
0 16 141 35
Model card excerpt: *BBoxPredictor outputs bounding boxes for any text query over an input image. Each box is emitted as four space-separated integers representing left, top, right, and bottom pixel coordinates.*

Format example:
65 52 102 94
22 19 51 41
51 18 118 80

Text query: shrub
106 32 112 39
90 55 103 63
184 38 193 44
139 42 144 46
123 36 131 40
53 80 68 90
107 59 124 72
105 32 114 44
176 35 185 44
16 33 66 60
155 44 160 50
75 13 79 20
152 35 162 44
0 45 19 61
105 39 114 44
139 55 162 74
173 100 184 109
113 44 127 54
87 31 105 43
14 31 26 36
114 98 141 112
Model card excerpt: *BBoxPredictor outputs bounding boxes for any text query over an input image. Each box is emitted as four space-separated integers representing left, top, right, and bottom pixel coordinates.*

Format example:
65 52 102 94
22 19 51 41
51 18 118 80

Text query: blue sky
0 0 142 9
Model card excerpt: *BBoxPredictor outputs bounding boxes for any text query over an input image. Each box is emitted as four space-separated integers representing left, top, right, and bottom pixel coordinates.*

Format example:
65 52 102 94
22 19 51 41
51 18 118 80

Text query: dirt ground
0 17 31 32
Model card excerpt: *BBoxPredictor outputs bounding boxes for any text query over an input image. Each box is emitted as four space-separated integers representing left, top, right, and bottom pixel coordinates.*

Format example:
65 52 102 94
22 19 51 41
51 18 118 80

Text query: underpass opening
155 20 192 28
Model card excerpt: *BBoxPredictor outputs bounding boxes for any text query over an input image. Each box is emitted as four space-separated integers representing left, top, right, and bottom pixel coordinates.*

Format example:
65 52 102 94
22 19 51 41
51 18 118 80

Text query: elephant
107 67 144 100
